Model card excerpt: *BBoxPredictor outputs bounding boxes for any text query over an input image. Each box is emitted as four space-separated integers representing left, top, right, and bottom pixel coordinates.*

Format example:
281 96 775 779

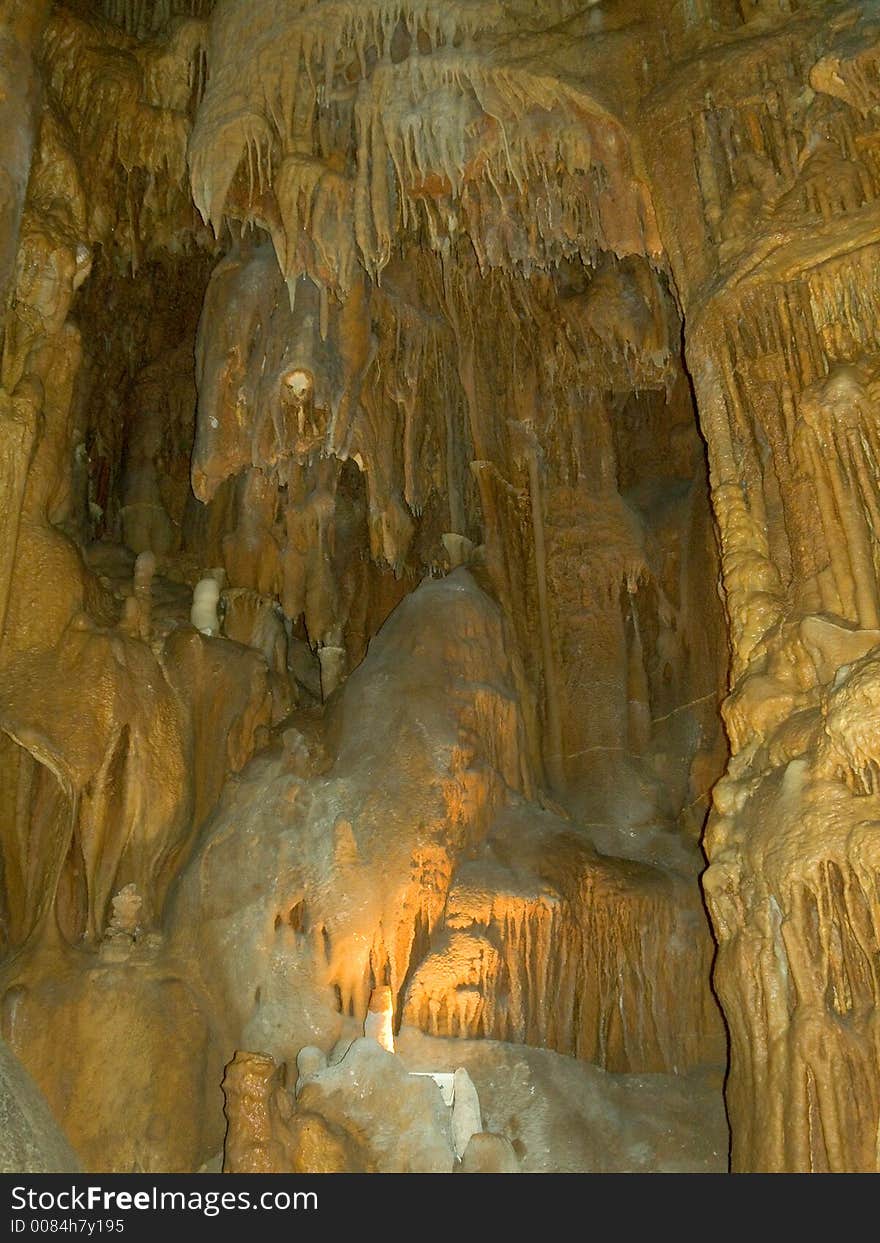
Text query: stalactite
401 827 721 1072
509 421 565 793
40 5 209 261
188 0 662 292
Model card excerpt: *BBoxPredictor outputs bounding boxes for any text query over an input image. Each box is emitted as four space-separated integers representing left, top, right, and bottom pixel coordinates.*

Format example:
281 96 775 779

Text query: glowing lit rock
364 986 394 1054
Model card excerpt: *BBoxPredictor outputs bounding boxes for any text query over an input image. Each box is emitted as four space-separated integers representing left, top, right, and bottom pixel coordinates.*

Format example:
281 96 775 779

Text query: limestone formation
0 1035 79 1174
451 1067 482 1159
459 1132 520 1174
169 569 721 1082
364 986 395 1054
294 1046 327 1097
221 1051 296 1175
223 1038 458 1174
190 575 221 636
3 0 880 1178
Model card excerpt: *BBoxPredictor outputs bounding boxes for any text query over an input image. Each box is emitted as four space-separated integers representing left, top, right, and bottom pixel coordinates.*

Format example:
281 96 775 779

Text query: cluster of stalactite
0 5 265 985
0 0 730 1138
10 0 880 1179
40 4 210 260
186 0 664 292
402 825 722 1072
0 2 731 1178
187 227 710 762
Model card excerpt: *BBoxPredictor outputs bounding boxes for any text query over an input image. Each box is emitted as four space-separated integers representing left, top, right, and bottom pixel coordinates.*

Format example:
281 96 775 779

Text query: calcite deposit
0 0 878 1177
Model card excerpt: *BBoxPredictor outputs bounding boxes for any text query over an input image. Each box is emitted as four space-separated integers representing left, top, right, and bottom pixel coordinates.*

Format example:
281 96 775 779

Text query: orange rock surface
2 0 878 1175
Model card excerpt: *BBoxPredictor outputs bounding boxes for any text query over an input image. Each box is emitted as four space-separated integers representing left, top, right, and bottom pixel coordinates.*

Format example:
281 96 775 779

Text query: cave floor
361 1025 728 1173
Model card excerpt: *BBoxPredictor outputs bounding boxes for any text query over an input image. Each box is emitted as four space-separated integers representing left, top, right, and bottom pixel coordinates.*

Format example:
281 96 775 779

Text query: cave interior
1 0 879 1176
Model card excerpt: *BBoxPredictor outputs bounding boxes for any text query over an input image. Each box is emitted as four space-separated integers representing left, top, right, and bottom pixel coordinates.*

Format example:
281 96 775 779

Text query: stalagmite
364 986 394 1054
221 1052 292 1175
190 576 220 636
442 533 474 570
459 1132 519 1173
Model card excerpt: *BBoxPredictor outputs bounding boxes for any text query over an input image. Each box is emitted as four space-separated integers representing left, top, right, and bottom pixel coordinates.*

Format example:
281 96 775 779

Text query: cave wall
633 4 880 1172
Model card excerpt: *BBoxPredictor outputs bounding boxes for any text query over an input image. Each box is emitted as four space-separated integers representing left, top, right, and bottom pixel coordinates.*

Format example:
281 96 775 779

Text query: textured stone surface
1 940 223 1173
9 0 880 1176
223 1038 456 1174
171 569 719 1087
0 1035 79 1173
221 1027 727 1175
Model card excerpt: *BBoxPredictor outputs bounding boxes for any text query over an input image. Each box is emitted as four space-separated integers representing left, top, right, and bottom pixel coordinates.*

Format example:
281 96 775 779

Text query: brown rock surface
0 1033 80 1174
1 937 223 1172
171 569 720 1087
6 0 880 1177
